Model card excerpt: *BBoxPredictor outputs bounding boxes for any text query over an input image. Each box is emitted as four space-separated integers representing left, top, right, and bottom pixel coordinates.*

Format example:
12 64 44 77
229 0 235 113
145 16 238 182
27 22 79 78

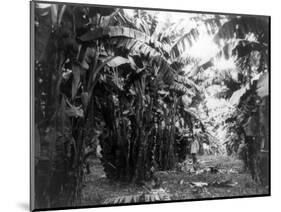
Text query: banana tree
34 3 218 208
211 16 269 184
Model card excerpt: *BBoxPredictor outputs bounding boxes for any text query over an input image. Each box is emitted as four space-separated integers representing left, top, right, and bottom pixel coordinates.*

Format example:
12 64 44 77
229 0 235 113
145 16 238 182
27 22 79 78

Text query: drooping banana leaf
229 86 247 106
108 37 176 85
105 56 129 67
256 72 269 97
170 82 195 96
174 75 200 91
79 26 151 44
170 28 199 59
188 58 214 77
71 64 81 99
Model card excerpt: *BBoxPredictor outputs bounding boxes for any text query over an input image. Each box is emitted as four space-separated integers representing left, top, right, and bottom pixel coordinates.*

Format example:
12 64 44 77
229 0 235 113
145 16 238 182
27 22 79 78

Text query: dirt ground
81 155 269 206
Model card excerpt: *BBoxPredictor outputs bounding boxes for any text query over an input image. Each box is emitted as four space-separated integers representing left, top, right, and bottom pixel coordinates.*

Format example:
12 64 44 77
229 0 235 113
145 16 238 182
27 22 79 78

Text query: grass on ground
81 155 269 206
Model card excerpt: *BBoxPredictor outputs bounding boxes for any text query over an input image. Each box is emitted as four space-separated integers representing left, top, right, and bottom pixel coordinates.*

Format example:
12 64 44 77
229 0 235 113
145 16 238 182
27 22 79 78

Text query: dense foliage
33 3 269 208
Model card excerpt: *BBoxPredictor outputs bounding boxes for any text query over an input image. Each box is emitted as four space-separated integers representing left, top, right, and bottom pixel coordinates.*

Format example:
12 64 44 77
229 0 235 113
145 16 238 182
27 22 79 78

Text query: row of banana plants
34 3 202 208
33 3 269 208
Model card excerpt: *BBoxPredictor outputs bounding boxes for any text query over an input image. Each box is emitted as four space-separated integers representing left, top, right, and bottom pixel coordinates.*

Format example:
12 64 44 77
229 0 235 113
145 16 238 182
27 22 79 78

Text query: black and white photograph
30 1 270 211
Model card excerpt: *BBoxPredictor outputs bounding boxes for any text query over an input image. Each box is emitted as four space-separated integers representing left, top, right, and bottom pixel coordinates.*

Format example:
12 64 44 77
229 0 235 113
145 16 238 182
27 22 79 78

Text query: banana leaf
229 86 247 105
256 72 269 97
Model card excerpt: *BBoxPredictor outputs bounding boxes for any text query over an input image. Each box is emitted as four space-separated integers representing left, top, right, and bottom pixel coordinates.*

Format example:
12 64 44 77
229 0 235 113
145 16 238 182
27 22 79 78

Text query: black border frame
30 0 271 211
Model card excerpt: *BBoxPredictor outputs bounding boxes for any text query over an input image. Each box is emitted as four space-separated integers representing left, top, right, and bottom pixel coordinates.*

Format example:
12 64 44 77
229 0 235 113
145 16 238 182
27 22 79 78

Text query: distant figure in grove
191 136 200 165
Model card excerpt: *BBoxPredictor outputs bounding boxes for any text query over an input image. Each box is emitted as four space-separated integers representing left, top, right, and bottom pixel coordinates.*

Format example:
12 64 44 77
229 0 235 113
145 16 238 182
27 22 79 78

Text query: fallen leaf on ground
210 179 238 187
190 182 208 188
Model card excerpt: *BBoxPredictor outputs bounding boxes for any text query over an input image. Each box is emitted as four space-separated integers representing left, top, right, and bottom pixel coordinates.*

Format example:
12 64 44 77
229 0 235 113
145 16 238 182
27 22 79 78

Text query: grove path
81 155 269 206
